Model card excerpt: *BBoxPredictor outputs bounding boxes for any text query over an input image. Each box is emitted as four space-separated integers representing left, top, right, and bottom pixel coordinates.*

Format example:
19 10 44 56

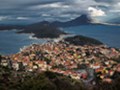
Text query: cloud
0 16 10 21
110 2 120 12
41 14 51 17
30 2 70 10
88 7 106 17
94 0 113 3
0 0 119 24
16 17 29 20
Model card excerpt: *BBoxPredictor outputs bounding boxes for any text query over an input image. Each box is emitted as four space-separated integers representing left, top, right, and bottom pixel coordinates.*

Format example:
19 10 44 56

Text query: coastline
19 34 75 54
17 34 104 60
1 29 120 90
0 26 119 56
0 29 108 55
1 37 120 90
18 31 103 51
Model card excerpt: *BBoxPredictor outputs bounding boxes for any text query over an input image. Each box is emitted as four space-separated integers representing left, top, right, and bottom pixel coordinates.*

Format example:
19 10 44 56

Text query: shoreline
18 33 104 55
0 29 119 56
18 34 75 53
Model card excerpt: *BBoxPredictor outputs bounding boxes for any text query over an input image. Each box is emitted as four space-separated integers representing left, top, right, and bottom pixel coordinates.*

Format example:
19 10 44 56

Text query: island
17 21 66 38
0 14 92 39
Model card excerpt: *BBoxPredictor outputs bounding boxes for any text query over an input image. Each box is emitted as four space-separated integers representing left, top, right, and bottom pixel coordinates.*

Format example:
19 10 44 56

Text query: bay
0 30 47 55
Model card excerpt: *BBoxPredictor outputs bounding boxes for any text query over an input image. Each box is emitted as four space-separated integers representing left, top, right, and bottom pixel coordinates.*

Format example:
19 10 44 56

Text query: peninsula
0 38 120 90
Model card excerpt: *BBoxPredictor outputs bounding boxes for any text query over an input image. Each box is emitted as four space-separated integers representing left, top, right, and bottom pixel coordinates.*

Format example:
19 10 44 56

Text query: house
91 63 100 69
1 59 8 67
12 62 19 71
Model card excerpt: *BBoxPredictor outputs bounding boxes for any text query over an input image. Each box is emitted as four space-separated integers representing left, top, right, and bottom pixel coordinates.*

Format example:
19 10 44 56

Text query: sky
0 0 120 24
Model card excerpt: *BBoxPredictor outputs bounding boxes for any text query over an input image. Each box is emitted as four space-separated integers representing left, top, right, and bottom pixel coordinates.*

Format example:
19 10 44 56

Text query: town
1 40 120 85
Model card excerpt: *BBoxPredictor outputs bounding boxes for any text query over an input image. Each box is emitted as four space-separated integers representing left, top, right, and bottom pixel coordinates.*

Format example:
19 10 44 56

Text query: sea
0 30 47 55
63 25 120 48
0 24 120 55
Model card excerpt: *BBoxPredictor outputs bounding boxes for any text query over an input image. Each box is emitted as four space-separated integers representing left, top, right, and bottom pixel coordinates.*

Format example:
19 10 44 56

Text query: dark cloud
94 0 114 3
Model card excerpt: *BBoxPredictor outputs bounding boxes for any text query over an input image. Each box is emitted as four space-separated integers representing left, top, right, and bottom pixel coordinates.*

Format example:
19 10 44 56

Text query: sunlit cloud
88 7 106 17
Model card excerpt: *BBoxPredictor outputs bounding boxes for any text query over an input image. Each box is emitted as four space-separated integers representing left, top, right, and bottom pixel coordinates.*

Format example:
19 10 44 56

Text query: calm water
63 25 120 48
0 30 47 55
0 25 120 55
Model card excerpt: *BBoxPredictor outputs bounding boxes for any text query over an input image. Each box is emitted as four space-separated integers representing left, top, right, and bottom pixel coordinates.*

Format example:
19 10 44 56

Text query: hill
64 35 103 46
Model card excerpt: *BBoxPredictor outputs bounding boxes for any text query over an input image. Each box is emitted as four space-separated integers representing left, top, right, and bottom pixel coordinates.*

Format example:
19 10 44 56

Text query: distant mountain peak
74 14 90 20
70 14 92 23
51 14 92 27
25 14 92 28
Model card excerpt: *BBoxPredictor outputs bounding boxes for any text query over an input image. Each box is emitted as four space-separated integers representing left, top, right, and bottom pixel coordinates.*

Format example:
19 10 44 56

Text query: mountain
0 14 92 38
17 14 92 38
51 14 92 27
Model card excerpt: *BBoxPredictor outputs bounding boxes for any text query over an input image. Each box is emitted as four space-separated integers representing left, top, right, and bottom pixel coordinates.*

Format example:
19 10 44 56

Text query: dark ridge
64 35 103 46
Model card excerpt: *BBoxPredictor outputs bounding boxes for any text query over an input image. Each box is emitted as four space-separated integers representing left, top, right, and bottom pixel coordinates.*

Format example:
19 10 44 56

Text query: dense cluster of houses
0 40 120 84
